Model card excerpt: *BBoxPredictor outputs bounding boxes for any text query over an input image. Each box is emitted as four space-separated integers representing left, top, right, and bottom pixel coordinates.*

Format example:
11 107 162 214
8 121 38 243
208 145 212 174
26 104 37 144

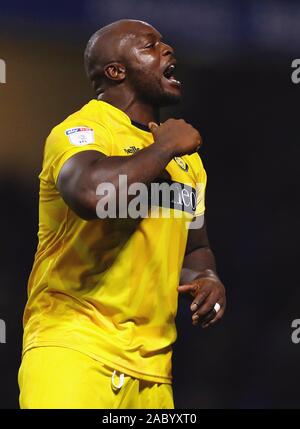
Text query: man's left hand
178 269 226 328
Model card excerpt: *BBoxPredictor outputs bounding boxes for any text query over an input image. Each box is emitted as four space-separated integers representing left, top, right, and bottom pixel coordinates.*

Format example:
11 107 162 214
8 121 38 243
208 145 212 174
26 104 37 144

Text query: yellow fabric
19 347 174 409
22 99 207 385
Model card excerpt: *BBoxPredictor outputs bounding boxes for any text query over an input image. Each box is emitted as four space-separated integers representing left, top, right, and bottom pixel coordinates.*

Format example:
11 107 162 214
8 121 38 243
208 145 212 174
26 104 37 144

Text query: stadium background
0 0 299 408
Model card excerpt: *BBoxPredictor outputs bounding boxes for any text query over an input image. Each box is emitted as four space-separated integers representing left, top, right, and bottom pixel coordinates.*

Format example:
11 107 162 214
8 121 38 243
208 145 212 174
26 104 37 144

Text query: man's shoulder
47 100 110 141
40 100 113 181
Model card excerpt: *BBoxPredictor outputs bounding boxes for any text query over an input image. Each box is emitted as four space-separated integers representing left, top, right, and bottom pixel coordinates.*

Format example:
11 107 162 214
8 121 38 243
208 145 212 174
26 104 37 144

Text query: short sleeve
41 122 113 184
194 156 207 217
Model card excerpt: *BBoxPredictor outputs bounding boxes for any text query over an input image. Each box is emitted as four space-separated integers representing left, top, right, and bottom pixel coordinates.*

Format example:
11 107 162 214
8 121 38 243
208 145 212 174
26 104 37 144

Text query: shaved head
84 20 153 95
84 19 182 106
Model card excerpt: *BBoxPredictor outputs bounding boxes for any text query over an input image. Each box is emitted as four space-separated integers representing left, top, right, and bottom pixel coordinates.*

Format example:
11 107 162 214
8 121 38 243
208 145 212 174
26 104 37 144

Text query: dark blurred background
0 0 299 409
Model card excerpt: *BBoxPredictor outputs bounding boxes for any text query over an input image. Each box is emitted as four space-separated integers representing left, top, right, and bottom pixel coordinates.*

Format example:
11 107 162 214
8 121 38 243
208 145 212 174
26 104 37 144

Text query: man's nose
161 42 174 56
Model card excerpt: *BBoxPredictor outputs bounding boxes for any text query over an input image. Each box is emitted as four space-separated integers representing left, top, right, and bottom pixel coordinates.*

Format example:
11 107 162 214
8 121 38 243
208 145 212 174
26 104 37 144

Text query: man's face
122 22 182 107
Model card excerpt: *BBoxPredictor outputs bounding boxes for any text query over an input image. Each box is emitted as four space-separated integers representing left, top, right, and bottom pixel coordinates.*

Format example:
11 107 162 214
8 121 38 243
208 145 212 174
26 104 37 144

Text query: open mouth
163 63 181 86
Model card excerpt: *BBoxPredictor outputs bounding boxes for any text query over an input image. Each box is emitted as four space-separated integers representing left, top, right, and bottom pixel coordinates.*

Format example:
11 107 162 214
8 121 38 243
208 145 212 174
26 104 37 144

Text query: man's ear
104 63 126 82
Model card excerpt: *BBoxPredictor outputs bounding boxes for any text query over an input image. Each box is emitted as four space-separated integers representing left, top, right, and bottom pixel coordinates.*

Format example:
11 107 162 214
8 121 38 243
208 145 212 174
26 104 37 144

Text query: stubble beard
127 67 182 107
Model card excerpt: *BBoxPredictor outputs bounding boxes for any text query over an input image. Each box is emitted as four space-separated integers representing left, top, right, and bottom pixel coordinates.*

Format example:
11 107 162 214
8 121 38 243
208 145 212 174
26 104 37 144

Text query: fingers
190 288 210 312
179 277 226 328
178 283 210 312
177 284 195 294
148 122 159 135
194 308 216 327
178 282 211 312
201 306 225 329
192 296 226 328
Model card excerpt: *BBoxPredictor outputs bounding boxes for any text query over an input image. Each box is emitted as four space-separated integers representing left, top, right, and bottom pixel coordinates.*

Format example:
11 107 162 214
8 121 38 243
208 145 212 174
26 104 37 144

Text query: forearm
91 142 173 192
180 247 217 284
58 118 202 220
74 143 175 218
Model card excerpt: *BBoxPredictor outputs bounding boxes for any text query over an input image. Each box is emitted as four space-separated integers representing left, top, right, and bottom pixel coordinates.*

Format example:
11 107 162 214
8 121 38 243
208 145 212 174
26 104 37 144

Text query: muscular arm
180 220 216 284
57 144 173 220
179 219 226 328
56 118 201 220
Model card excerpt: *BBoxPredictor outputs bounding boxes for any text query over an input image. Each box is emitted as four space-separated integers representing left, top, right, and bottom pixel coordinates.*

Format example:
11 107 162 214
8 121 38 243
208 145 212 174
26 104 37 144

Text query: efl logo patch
65 127 94 146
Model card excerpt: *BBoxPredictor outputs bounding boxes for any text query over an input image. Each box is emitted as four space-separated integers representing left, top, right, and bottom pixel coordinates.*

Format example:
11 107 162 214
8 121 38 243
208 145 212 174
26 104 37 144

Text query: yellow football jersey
22 100 207 384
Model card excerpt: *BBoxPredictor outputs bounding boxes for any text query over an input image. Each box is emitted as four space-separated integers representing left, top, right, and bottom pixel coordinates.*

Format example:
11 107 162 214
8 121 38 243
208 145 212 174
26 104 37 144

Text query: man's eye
145 42 155 48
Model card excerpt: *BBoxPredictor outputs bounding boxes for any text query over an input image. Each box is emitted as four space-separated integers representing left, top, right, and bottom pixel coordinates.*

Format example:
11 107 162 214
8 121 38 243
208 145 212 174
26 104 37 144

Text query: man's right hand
149 118 202 157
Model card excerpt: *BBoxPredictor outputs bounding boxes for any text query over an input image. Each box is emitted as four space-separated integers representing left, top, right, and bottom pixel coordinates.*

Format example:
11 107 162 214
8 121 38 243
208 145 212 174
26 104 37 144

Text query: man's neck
98 90 160 126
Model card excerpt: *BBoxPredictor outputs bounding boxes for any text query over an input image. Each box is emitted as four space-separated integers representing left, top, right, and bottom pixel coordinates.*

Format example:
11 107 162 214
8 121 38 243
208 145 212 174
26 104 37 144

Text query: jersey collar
96 99 151 133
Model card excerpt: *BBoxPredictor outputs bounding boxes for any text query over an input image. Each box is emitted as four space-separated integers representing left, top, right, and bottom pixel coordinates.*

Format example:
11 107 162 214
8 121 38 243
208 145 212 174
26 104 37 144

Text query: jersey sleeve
41 122 113 184
194 155 207 217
